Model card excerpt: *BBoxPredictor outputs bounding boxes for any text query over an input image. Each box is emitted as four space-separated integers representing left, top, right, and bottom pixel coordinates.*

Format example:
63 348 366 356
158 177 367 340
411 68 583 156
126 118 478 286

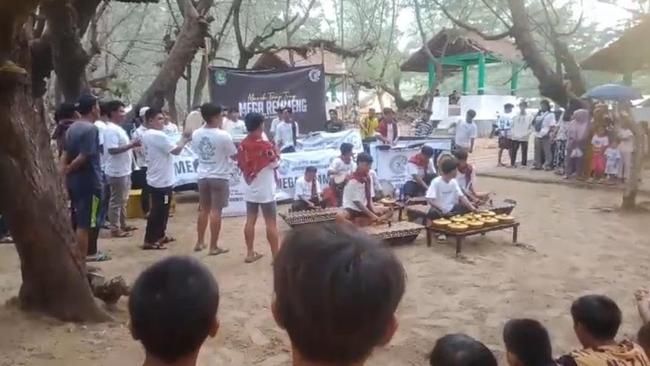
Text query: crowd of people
492 99 649 183
128 225 650 366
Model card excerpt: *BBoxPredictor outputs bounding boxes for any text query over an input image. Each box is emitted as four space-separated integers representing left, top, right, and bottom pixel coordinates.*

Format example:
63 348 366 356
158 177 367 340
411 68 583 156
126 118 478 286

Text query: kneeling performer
337 153 392 226
292 166 323 211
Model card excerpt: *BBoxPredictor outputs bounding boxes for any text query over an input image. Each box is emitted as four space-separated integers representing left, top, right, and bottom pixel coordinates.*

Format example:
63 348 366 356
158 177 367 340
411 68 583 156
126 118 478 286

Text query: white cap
139 106 150 118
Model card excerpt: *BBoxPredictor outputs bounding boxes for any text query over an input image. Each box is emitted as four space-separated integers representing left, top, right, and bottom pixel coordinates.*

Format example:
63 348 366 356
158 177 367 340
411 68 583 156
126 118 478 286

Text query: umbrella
583 84 643 102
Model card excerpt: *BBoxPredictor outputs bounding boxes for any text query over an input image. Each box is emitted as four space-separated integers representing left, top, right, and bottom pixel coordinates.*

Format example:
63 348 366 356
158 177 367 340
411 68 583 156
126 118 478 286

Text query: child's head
503 319 554 366
570 295 621 347
340 142 354 161
466 109 477 122
129 256 219 364
200 103 223 127
440 157 459 179
637 323 650 359
452 149 468 170
421 145 435 159
504 103 514 113
610 138 620 148
356 152 373 174
244 112 265 134
273 224 406 365
304 166 317 181
429 333 497 366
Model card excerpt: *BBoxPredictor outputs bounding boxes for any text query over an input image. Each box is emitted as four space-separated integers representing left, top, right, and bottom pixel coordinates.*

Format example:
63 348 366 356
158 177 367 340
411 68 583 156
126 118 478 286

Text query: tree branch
287 0 317 39
431 0 513 40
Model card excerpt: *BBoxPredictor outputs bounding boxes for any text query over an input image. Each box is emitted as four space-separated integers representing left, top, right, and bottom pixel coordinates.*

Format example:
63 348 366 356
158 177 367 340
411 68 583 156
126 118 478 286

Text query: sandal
142 242 167 250
160 236 176 244
111 230 132 238
209 247 230 256
86 252 111 262
121 225 138 232
194 242 206 252
244 252 264 264
0 236 13 244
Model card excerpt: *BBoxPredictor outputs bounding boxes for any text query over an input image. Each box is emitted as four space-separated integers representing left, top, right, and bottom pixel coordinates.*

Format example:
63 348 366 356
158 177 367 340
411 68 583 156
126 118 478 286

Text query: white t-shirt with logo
103 122 133 178
406 160 436 182
223 118 247 137
425 176 464 214
94 120 108 173
142 129 176 188
275 121 298 149
245 163 278 203
454 122 478 149
294 176 321 201
191 126 237 180
342 179 367 212
329 157 356 176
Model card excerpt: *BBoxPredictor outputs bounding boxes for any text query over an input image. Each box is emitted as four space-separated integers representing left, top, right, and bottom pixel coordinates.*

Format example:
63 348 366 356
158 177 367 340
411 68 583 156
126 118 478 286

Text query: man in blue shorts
60 94 109 263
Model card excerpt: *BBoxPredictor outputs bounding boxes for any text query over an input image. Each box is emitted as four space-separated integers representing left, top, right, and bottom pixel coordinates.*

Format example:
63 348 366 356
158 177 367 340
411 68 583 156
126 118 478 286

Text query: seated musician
324 142 356 206
337 153 392 226
452 149 489 205
292 166 323 211
403 145 437 199
426 157 478 220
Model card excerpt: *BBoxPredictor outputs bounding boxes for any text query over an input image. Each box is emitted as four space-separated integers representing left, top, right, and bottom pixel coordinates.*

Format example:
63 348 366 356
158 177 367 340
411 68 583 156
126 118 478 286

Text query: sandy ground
1 177 650 366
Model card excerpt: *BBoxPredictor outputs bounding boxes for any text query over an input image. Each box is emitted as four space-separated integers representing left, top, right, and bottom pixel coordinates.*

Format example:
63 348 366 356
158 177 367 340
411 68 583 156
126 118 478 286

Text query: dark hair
357 152 373 164
305 166 317 174
452 149 468 162
228 107 239 113
383 107 393 115
421 145 434 158
340 142 354 155
145 107 162 122
440 157 459 174
99 102 109 117
540 100 551 110
329 109 337 114
282 106 293 114
200 103 222 122
467 109 477 119
129 256 219 363
519 100 528 107
571 295 622 341
429 334 497 366
55 102 76 122
76 94 98 115
244 112 265 132
637 323 650 350
503 319 554 366
103 100 125 119
273 224 406 364
504 103 514 109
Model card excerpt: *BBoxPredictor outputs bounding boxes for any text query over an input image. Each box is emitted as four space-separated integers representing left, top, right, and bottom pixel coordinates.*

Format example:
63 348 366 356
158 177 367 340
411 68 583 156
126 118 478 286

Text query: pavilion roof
400 28 523 73
581 17 650 74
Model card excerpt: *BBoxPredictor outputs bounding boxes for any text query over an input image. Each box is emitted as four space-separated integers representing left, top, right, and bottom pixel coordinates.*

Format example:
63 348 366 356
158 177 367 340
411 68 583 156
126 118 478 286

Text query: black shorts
498 137 512 149
69 188 103 230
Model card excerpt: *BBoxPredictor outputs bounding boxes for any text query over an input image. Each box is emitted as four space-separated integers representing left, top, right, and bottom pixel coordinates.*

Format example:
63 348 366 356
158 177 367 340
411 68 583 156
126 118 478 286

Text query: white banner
298 129 364 153
274 149 340 201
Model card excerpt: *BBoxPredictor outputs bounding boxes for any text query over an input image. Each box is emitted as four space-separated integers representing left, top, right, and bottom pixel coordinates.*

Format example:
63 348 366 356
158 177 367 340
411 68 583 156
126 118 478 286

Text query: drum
481 198 517 215
364 221 424 245
279 207 340 227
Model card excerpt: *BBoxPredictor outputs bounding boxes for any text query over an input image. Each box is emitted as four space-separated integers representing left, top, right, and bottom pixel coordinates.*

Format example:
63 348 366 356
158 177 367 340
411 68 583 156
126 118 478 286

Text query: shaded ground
1 177 649 366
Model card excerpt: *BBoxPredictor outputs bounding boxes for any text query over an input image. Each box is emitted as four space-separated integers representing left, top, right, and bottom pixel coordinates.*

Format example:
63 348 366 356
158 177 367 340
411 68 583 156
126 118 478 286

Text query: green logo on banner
215 70 227 86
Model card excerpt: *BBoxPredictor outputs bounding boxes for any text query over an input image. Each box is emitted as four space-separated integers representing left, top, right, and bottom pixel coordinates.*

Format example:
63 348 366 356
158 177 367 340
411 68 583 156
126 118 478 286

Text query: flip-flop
142 243 167 250
244 252 263 264
122 225 138 232
208 248 230 256
86 252 111 262
194 243 206 252
111 231 132 238
160 236 176 244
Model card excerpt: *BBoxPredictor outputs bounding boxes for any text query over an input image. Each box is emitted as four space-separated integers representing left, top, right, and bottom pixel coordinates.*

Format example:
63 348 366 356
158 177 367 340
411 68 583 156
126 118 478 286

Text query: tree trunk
192 54 208 108
622 120 645 210
138 0 213 109
0 11 108 322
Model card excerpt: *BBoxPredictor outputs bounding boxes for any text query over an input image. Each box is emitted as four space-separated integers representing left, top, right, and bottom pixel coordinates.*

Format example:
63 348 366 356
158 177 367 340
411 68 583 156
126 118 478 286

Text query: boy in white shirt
292 166 322 211
192 104 237 255
275 107 299 153
223 107 247 137
238 112 280 263
403 145 436 198
426 157 477 221
327 142 357 206
454 110 478 153
140 108 190 250
337 153 391 226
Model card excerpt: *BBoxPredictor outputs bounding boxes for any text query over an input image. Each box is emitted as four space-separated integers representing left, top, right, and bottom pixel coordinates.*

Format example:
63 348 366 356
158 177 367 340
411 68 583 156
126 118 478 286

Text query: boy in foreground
129 256 219 366
557 295 649 366
337 153 392 226
272 224 406 366
426 157 478 220
237 112 280 263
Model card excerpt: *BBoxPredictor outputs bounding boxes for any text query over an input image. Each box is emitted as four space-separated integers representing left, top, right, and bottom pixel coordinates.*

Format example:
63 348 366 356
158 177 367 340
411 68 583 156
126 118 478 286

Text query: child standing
590 126 609 181
605 139 622 184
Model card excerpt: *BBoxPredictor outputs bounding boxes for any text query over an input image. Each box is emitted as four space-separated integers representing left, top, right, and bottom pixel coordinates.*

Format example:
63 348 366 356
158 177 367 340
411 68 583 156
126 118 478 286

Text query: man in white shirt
403 145 436 198
455 109 478 153
269 107 282 139
533 100 556 170
328 142 356 205
192 104 237 255
426 157 477 221
292 166 322 211
275 107 299 153
140 107 190 249
337 153 391 226
238 112 280 263
132 106 150 215
223 107 247 138
103 100 140 238
511 100 534 167
497 103 515 167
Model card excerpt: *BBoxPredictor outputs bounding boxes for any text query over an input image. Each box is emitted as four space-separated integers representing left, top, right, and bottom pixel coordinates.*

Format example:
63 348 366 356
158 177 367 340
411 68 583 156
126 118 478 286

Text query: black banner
208 65 326 133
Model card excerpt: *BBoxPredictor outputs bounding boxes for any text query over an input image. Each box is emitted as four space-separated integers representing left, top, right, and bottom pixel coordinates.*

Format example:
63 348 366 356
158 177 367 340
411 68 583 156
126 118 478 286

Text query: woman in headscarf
565 109 591 179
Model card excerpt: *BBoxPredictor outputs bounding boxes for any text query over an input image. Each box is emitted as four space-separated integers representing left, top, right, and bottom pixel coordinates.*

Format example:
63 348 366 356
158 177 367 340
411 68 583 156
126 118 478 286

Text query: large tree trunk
0 5 108 322
622 118 645 210
138 0 213 110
